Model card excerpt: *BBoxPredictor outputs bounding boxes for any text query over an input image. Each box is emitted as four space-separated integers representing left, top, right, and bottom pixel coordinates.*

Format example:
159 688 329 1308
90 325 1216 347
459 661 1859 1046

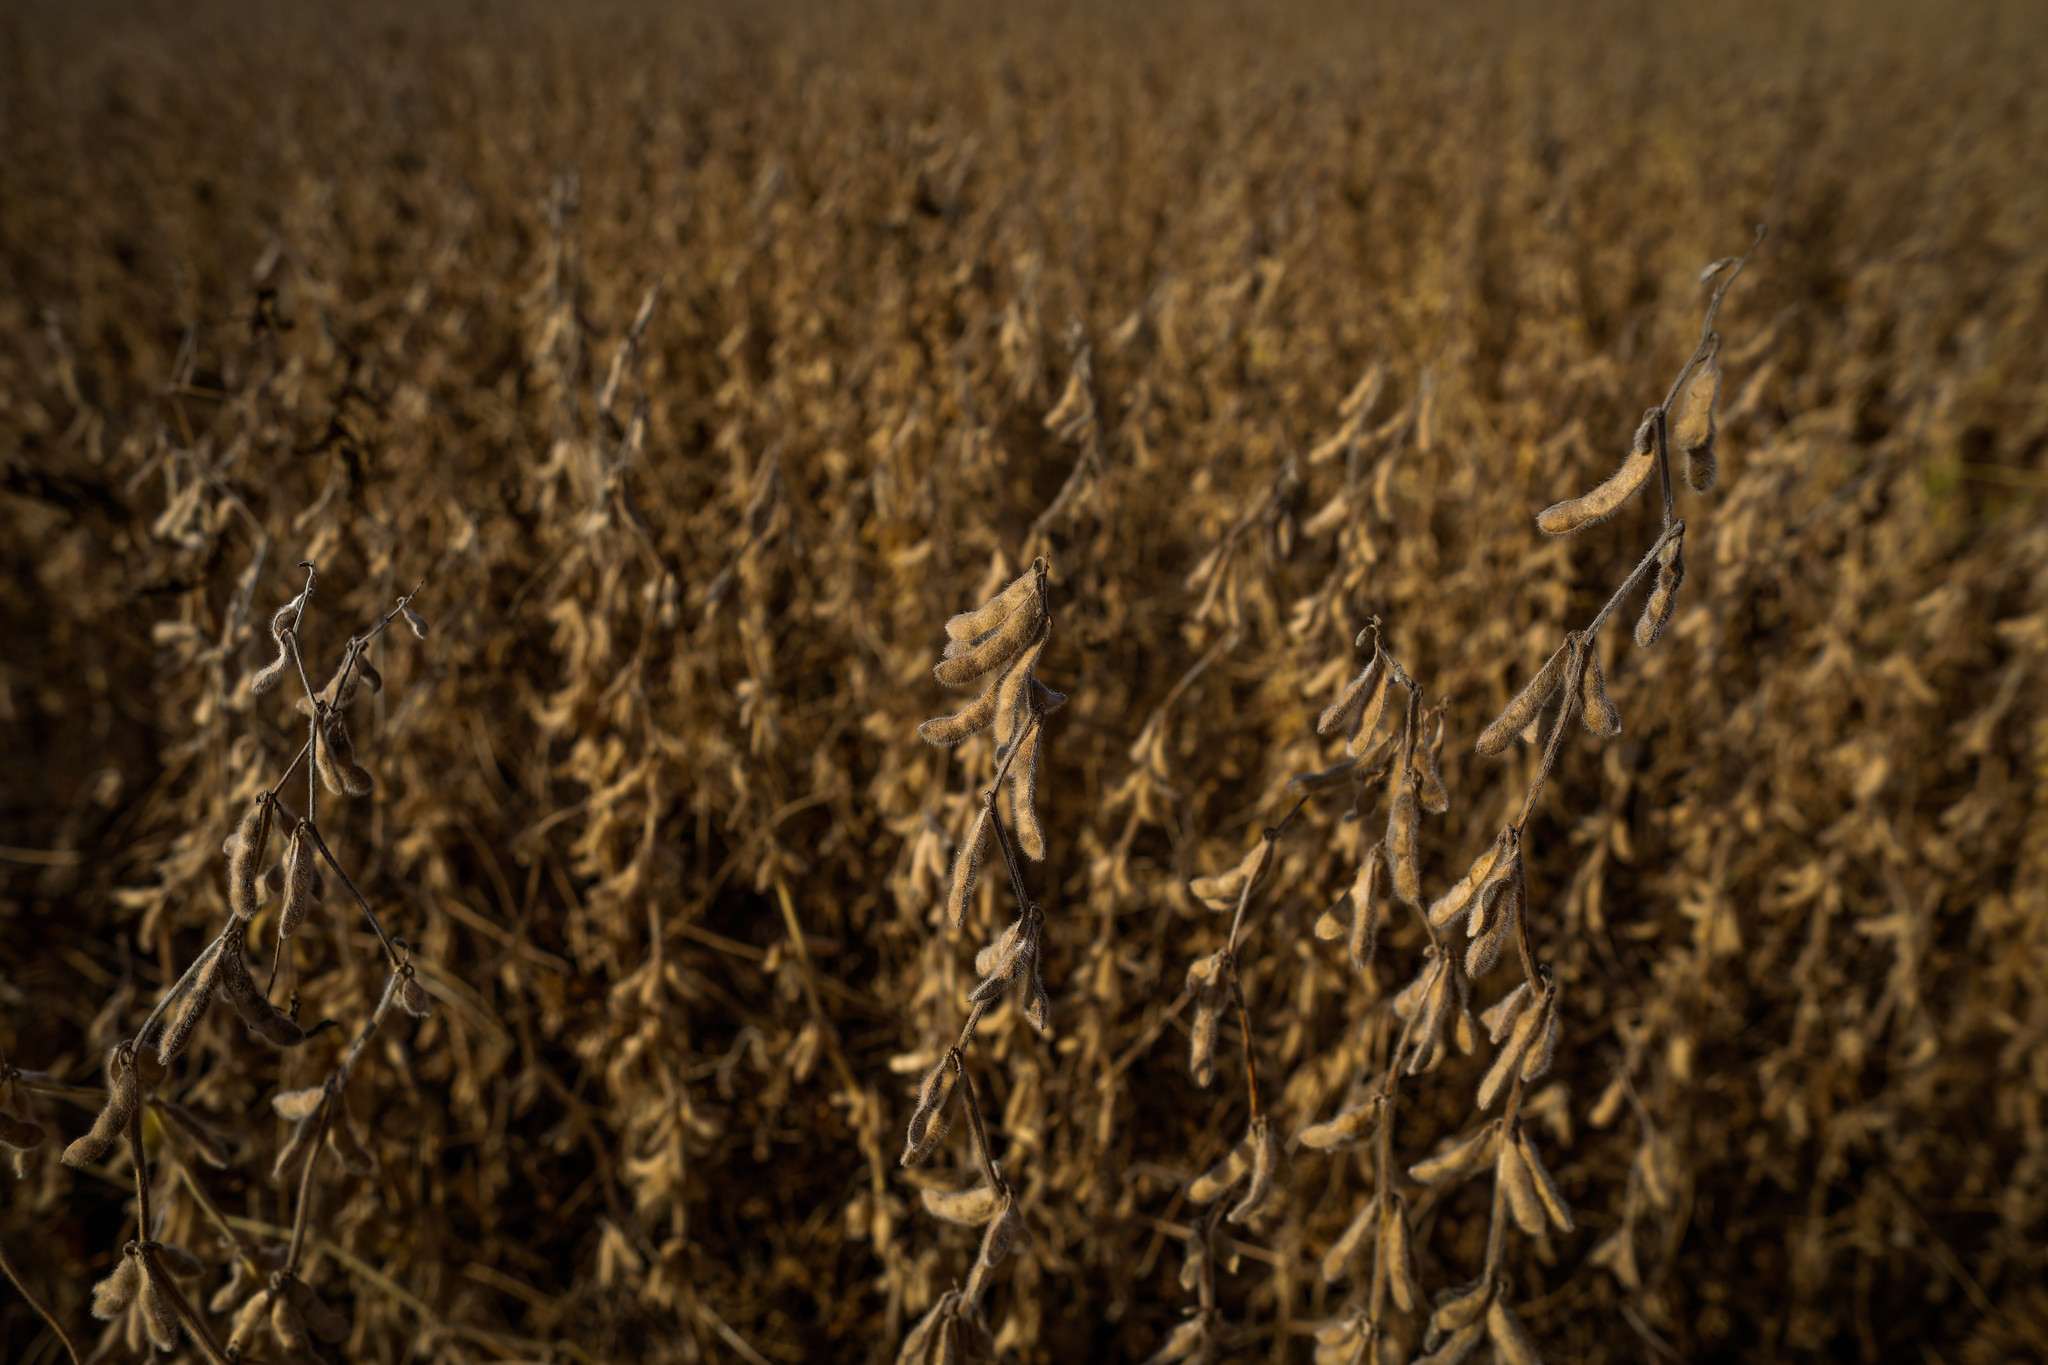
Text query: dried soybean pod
1478 995 1547 1109
318 716 375 798
326 1099 377 1175
990 625 1049 752
1428 1278 1496 1340
934 591 1044 687
1381 1194 1420 1313
249 592 306 695
279 827 317 939
1536 414 1658 535
91 1252 141 1318
1226 1117 1278 1223
1317 649 1383 737
221 922 305 1048
1010 716 1048 860
921 1185 1002 1226
1408 1122 1499 1185
1675 342 1721 492
943 562 1042 642
1516 1128 1574 1231
1188 1132 1254 1204
918 684 1001 746
228 797 273 919
1635 533 1685 648
156 935 227 1066
1320 1194 1378 1282
1299 1095 1385 1150
1498 1135 1547 1235
1486 1298 1542 1365
1189 837 1273 913
944 805 993 928
1580 645 1621 736
1346 665 1396 758
62 1048 142 1167
1480 981 1533 1043
138 1271 179 1350
1189 981 1222 1088
1476 641 1570 756
1385 762 1421 905
902 1058 958 1165
1417 707 1450 814
228 1289 273 1355
1346 846 1387 971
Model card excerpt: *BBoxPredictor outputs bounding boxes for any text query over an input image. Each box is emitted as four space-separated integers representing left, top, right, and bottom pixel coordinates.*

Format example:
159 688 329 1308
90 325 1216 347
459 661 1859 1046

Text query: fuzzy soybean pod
1675 340 1722 492
227 797 273 919
1580 644 1622 736
1476 641 1570 756
279 826 318 939
1636 532 1686 647
1385 757 1422 906
934 590 1045 688
62 1046 143 1167
1536 411 1658 536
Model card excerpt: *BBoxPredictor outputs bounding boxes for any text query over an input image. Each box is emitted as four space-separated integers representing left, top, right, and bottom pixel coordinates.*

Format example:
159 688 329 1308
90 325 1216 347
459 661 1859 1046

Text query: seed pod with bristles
1498 1134 1548 1235
1429 828 1509 931
280 828 316 939
398 972 433 1019
977 1196 1024 1271
1346 665 1396 759
1417 707 1450 814
228 798 273 919
1188 982 1223 1089
271 1286 312 1353
1146 1314 1216 1365
1478 992 1549 1110
1189 836 1272 913
918 684 1001 746
1404 962 1455 1075
1480 981 1534 1044
317 715 375 798
1486 1298 1542 1365
1299 1094 1385 1150
944 805 992 928
249 592 306 695
1408 1121 1500 1185
944 563 1043 643
326 1099 377 1175
1291 754 1362 796
1580 645 1621 737
1317 649 1383 737
921 1184 1002 1226
135 1267 178 1349
1536 411 1658 536
156 935 228 1068
1226 1117 1279 1224
1675 344 1721 492
1009 714 1048 860
228 1289 273 1355
1316 846 1385 969
1515 1127 1573 1231
62 1047 142 1167
935 593 1045 688
355 656 383 695
402 603 430 639
92 1253 142 1319
287 1277 350 1343
1188 1131 1254 1204
1381 1194 1420 1313
1465 894 1516 978
1477 641 1570 756
991 628 1049 753
1414 1320 1485 1365
1427 1278 1497 1343
1520 999 1561 1082
221 923 305 1048
1021 953 1050 1034
902 1058 957 1166
1385 763 1421 905
1320 1194 1378 1283
1636 532 1685 649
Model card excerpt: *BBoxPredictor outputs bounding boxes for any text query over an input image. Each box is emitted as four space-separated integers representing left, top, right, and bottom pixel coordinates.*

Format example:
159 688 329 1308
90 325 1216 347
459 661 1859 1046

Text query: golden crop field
3 1 2045 1362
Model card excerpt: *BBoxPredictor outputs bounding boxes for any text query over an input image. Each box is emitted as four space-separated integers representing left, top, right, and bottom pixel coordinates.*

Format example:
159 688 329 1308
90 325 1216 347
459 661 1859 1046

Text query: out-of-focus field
3 0 2046 1361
